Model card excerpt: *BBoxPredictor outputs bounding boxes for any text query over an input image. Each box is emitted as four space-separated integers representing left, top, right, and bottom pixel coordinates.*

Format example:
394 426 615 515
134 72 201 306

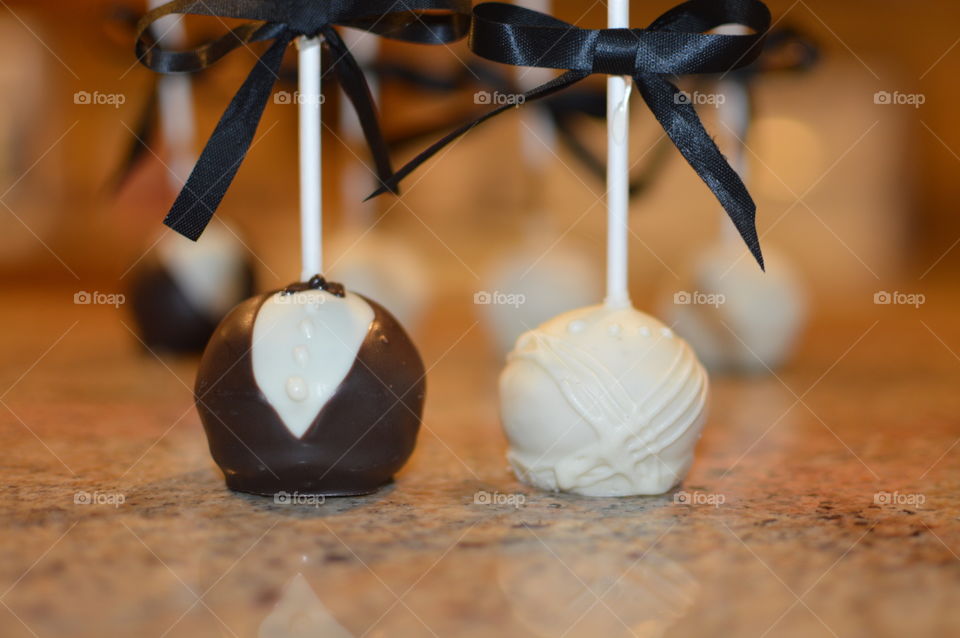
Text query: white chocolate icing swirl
500 305 708 496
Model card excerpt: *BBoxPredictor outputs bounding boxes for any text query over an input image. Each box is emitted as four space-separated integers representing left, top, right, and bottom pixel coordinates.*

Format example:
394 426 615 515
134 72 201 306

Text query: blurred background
1 0 955 306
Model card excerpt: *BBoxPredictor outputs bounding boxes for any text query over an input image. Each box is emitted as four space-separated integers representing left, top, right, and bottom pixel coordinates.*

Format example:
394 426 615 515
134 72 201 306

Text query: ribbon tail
321 26 396 193
367 69 589 199
163 34 290 240
635 73 764 269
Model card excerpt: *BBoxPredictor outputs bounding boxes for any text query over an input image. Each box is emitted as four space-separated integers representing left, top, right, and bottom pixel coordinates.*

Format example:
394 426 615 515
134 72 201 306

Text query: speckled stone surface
2 286 959 637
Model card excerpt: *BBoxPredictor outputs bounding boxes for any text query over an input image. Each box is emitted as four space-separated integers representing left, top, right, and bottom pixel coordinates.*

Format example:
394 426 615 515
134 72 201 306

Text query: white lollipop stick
604 0 631 309
298 36 323 280
149 0 196 190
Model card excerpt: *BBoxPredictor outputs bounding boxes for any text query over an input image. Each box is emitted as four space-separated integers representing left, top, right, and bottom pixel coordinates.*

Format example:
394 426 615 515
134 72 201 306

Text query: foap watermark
473 490 526 508
74 291 125 307
274 90 326 106
674 490 725 508
474 290 526 308
74 490 125 508
873 90 925 108
74 90 126 109
274 491 326 507
874 490 926 507
474 90 525 106
674 290 725 308
277 291 327 306
674 90 725 107
874 290 925 308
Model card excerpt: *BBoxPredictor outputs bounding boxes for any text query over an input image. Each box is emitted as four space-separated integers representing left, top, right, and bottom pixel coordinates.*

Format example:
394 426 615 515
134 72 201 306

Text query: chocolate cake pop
195 275 425 496
133 0 471 497
128 4 257 354
129 223 254 354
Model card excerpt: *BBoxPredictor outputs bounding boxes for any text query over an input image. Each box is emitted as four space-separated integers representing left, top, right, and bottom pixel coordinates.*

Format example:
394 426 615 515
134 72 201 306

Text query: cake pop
665 26 812 372
196 275 424 496
501 304 707 495
373 0 771 496
136 0 470 495
130 221 254 354
128 2 255 354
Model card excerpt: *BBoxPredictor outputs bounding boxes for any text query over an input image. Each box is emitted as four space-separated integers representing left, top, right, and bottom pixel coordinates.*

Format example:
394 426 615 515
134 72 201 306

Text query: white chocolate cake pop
665 242 806 373
500 304 708 496
328 231 430 331
482 237 601 355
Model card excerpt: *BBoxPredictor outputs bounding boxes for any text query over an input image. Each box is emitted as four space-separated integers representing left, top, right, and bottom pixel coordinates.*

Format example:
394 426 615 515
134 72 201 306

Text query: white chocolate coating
483 244 601 356
664 243 806 373
252 289 373 438
328 232 429 330
500 305 708 496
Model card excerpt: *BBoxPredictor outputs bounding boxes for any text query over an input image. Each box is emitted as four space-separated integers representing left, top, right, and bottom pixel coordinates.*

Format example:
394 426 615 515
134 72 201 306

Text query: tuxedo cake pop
129 222 254 354
500 304 708 496
195 275 425 496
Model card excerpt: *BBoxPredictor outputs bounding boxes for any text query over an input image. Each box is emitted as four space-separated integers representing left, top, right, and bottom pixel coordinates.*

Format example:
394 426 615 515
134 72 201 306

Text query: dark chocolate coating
129 259 255 355
194 287 425 497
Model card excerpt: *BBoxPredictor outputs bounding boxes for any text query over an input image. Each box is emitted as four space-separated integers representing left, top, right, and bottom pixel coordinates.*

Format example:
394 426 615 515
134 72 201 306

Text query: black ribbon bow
135 0 471 241
372 0 772 268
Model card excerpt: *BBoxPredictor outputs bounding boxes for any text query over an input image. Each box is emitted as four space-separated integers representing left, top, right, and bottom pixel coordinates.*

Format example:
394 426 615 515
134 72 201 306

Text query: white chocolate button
285 376 308 402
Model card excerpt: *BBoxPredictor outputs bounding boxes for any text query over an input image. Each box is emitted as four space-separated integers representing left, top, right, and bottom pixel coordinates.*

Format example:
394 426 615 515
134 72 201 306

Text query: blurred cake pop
330 31 430 331
481 1 601 355
328 231 429 331
129 221 254 354
665 241 805 373
481 228 600 355
128 3 254 354
665 25 808 373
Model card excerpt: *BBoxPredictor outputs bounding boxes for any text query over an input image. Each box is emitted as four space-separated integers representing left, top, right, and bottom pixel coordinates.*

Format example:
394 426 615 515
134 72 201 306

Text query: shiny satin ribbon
365 59 671 196
372 0 772 267
135 0 471 241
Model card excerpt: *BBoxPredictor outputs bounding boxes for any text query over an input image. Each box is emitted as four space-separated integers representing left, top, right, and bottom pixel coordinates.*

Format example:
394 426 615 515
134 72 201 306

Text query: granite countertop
2 286 958 638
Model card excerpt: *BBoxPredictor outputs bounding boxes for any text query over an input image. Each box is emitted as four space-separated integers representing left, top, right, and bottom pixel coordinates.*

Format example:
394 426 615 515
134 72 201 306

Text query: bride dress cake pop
498 0 712 494
135 1 470 495
501 303 708 495
373 0 772 495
